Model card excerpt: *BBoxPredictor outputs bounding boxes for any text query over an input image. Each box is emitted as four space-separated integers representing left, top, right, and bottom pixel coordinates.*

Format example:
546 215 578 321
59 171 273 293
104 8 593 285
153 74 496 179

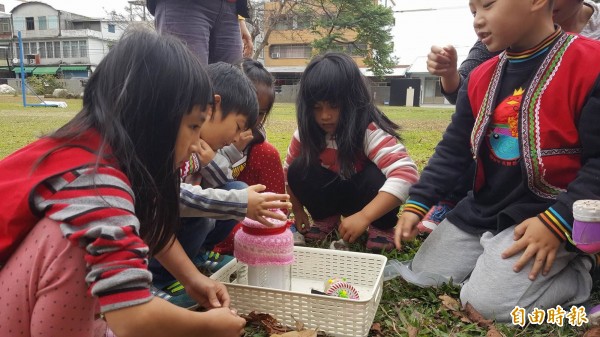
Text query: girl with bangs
284 52 419 252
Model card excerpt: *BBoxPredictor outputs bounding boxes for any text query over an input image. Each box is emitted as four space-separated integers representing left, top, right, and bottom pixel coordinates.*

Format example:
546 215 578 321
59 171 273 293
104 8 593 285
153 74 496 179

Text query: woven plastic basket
210 246 386 337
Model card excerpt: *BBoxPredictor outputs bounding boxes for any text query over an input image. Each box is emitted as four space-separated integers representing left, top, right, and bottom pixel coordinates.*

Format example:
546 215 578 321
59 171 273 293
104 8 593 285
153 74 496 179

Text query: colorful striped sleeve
537 207 573 243
364 122 419 202
402 200 431 219
33 165 152 313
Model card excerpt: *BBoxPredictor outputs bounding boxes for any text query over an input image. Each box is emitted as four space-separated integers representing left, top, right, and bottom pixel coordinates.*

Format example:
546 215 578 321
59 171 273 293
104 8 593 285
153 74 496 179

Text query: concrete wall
88 38 107 65
7 78 86 96
274 84 390 106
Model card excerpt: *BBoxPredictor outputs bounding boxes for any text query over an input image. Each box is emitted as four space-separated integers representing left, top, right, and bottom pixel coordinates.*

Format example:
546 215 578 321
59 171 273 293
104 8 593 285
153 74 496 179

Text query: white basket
210 246 386 337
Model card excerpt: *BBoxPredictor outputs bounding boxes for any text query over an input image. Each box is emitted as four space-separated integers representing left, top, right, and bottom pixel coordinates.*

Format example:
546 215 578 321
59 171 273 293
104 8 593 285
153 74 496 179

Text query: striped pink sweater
284 122 419 201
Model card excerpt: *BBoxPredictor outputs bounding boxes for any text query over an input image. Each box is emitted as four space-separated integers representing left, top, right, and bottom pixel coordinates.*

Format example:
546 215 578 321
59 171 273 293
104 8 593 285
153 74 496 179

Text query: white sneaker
293 231 306 246
329 239 350 251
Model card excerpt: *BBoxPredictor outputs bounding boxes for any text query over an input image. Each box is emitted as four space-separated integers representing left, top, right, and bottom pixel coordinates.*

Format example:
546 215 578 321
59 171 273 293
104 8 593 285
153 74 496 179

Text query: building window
39 41 46 58
54 41 61 58
71 41 79 58
46 42 54 58
63 41 70 58
0 46 8 60
269 44 312 59
24 42 32 55
0 22 10 33
79 40 87 57
26 17 35 30
48 16 59 29
108 24 115 33
38 16 47 30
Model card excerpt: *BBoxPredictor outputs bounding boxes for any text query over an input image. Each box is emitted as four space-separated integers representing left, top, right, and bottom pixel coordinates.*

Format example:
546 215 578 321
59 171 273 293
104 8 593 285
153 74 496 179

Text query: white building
9 1 126 77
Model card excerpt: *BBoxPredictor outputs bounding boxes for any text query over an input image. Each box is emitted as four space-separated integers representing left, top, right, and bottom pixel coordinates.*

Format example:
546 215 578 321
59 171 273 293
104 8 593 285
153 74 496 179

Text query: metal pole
18 31 26 107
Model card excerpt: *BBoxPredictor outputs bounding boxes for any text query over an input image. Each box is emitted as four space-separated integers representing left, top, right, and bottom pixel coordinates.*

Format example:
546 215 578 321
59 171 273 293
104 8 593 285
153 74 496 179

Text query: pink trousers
0 218 110 337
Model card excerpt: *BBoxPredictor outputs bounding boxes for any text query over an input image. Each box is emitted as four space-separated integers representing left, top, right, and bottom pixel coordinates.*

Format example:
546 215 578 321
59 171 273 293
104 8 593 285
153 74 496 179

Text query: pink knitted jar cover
234 209 294 266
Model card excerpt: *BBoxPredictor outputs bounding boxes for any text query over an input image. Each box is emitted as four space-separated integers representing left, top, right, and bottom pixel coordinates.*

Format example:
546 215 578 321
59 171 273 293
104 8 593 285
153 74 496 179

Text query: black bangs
299 55 356 106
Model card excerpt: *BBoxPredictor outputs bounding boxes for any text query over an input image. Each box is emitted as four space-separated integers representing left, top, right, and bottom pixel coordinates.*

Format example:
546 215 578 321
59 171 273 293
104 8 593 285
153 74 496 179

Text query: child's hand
426 45 458 78
196 138 216 166
394 212 421 249
185 275 231 309
292 206 311 234
233 129 254 152
246 184 291 227
501 217 561 281
427 45 460 94
339 212 370 243
202 307 246 337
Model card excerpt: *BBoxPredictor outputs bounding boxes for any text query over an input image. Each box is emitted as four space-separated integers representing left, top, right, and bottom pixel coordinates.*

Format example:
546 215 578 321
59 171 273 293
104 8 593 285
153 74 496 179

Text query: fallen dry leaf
407 325 418 337
439 294 461 311
486 325 503 337
464 303 493 328
242 311 290 334
370 322 382 334
294 316 305 332
271 329 318 337
584 327 600 337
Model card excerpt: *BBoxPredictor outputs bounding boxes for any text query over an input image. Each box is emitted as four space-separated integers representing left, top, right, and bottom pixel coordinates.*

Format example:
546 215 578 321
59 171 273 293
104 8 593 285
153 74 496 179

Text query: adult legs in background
154 0 242 65
0 218 98 337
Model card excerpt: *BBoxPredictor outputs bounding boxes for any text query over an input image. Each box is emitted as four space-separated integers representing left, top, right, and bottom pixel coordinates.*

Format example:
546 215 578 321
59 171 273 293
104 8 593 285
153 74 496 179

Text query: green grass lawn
0 96 591 336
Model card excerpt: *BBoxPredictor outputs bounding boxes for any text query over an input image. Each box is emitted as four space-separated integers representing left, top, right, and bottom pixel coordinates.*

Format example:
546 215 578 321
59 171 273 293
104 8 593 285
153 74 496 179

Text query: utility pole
127 0 147 21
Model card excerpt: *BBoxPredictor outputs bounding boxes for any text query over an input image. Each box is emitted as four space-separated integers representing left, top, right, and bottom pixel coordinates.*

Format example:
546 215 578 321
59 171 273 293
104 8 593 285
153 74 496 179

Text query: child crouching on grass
285 52 419 252
395 0 600 322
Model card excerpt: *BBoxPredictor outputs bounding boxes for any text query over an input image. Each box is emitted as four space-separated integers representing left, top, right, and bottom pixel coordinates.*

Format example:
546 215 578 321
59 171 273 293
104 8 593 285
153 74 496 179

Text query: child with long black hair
0 28 286 337
284 52 419 251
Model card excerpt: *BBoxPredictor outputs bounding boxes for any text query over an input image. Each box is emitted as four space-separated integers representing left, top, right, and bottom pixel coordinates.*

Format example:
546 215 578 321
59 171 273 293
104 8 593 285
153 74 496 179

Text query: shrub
26 74 64 95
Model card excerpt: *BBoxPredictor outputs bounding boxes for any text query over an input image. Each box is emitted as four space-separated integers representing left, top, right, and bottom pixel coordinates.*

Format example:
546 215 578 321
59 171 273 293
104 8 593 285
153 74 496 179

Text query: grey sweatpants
406 219 592 322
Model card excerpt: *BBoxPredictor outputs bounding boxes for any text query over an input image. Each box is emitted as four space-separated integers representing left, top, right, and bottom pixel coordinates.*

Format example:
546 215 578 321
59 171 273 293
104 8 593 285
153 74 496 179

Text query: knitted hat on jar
234 208 294 266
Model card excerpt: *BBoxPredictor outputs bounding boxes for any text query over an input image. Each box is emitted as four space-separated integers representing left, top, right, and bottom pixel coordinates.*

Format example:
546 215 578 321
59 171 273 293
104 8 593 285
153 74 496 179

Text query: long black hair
241 58 275 146
50 27 213 255
296 52 401 179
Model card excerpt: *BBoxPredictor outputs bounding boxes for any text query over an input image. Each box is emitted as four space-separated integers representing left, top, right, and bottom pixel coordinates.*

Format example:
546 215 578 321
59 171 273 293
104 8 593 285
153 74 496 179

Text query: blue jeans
154 0 242 65
149 180 247 286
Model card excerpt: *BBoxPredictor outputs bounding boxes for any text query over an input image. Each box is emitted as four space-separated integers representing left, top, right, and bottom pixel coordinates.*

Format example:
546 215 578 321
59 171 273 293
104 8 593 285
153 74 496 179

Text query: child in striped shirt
284 52 419 252
0 28 280 337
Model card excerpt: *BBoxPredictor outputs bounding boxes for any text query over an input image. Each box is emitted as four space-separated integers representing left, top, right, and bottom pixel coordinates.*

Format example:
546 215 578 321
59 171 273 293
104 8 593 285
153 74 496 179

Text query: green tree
301 0 396 77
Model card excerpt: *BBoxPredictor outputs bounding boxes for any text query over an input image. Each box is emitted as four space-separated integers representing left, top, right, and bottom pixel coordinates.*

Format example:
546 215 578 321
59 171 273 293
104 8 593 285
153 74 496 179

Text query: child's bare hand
394 212 421 249
185 276 231 309
202 307 246 337
426 45 458 78
501 217 561 281
233 129 254 152
292 207 311 234
339 212 370 243
246 184 291 227
196 138 216 166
